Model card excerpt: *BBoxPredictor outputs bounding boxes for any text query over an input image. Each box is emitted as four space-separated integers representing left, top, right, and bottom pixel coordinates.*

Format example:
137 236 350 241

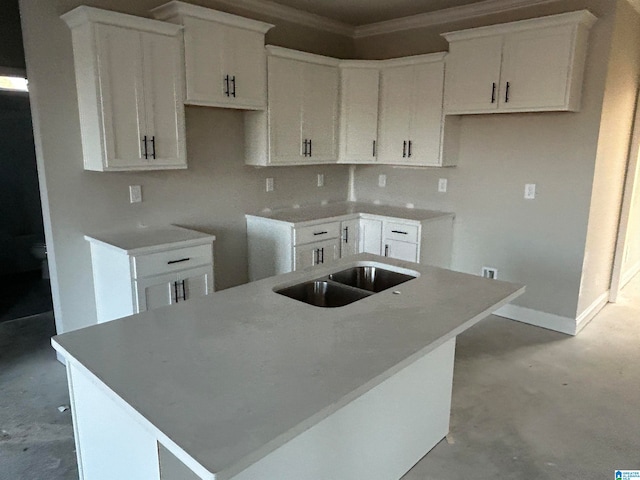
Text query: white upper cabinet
442 10 597 114
62 7 186 172
338 63 380 163
152 2 273 110
245 47 339 166
378 54 448 166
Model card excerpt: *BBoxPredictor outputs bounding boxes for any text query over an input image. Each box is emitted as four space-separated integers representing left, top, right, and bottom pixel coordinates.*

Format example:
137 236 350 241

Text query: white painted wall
19 0 353 333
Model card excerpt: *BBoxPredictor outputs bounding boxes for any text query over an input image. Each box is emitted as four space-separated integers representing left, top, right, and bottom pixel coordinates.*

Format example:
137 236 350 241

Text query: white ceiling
266 0 493 25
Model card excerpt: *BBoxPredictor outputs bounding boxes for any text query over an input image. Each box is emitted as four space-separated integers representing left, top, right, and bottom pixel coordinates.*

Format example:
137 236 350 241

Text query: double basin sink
276 266 416 308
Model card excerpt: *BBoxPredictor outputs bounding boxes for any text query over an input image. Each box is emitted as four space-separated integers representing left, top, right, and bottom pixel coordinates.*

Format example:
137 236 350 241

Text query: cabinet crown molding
266 45 341 66
442 9 596 42
151 1 274 33
61 6 182 35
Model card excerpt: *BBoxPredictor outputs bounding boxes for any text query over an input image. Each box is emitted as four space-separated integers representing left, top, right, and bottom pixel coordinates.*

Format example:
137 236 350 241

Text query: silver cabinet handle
343 227 349 243
167 257 190 265
384 244 389 257
391 230 408 235
313 231 328 236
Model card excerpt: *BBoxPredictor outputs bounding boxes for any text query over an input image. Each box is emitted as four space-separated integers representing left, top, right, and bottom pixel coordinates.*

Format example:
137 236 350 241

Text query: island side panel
228 338 456 480
67 361 162 480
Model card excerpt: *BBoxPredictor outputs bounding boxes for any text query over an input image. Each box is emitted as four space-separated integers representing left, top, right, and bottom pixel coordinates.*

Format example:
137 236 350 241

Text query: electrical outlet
129 185 142 203
266 178 274 192
481 267 498 279
378 174 387 188
317 173 324 187
524 183 536 199
438 178 448 193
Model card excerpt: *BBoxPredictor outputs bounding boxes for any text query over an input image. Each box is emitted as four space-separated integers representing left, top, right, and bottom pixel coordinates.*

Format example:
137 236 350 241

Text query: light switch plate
378 174 387 188
266 178 274 192
438 178 448 193
524 183 536 199
129 185 142 203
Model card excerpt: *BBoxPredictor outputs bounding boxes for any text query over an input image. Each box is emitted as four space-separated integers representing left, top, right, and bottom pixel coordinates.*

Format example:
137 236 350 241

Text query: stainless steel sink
328 266 415 293
276 280 372 308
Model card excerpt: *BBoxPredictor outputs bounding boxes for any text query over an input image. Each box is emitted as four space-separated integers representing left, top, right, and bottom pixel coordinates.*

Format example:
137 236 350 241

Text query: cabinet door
182 16 225 105
443 36 503 114
339 67 379 163
294 239 340 270
141 31 186 168
224 27 268 109
135 272 177 313
359 218 382 255
268 56 304 164
383 240 419 263
178 266 214 301
95 24 146 169
340 219 360 258
302 62 339 162
408 61 445 166
499 25 575 111
378 65 412 164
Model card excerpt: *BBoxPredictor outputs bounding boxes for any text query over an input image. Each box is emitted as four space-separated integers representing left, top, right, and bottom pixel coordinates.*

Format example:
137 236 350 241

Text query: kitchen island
53 254 524 480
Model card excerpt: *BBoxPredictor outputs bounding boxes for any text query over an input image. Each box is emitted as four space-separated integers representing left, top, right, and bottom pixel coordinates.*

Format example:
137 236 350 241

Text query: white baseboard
575 291 609 334
620 261 640 291
495 291 610 336
494 304 577 335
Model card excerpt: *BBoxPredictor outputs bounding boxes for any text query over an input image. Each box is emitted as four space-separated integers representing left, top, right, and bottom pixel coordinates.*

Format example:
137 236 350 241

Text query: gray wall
577 0 640 314
353 0 617 321
19 0 352 333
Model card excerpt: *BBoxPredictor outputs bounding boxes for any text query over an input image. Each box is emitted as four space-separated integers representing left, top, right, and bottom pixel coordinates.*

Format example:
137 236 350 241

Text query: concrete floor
1 277 640 480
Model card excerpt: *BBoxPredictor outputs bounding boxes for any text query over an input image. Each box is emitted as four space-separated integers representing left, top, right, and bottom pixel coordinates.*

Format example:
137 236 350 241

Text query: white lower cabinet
246 209 453 281
340 219 360 257
359 218 382 255
134 265 213 312
383 240 419 263
294 238 341 270
86 226 215 324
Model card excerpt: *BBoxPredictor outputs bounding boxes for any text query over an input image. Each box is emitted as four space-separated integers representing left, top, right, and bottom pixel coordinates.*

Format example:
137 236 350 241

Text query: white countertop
52 254 523 479
246 201 454 224
84 225 215 254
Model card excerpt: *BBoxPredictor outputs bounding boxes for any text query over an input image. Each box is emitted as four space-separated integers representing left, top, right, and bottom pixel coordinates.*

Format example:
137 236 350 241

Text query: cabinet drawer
132 244 213 279
383 221 420 243
294 222 340 246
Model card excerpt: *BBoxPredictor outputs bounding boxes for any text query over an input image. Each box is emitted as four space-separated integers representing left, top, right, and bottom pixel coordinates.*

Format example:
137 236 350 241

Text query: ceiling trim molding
352 0 562 38
627 0 640 15
210 0 354 36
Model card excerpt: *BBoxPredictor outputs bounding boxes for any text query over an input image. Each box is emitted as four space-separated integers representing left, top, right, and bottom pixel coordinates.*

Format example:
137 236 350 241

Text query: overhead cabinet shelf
62 7 187 172
442 10 597 114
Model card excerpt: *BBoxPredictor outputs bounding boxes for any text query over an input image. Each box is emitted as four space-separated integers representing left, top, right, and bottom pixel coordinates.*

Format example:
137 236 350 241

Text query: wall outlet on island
438 178 448 193
317 173 324 187
481 267 498 279
266 178 274 192
378 174 387 188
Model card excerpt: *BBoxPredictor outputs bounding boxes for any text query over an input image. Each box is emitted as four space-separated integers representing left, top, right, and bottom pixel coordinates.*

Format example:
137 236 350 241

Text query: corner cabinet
442 10 597 114
245 47 340 166
85 226 215 324
152 1 274 110
338 62 381 164
62 7 187 172
246 208 454 281
377 54 449 166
